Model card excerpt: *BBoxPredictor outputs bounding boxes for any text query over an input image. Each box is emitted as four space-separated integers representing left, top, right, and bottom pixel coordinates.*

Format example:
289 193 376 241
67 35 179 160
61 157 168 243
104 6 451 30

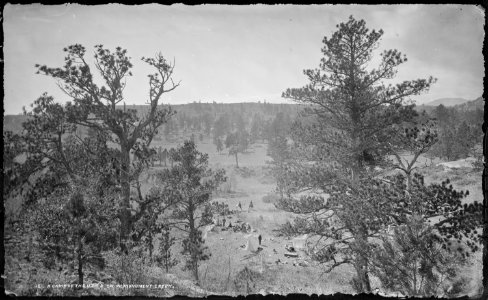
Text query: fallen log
284 252 299 258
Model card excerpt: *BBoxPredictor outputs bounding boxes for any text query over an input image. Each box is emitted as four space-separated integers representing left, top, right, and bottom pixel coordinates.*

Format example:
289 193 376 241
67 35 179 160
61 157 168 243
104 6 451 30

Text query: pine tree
371 216 467 297
388 117 439 190
278 16 436 292
225 131 250 168
216 138 224 154
157 224 177 273
250 113 263 143
157 141 225 281
35 45 178 251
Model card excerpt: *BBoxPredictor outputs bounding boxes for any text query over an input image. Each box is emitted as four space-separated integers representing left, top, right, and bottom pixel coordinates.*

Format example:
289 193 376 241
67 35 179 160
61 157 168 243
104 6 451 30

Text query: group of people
214 217 233 228
237 200 262 245
236 200 254 212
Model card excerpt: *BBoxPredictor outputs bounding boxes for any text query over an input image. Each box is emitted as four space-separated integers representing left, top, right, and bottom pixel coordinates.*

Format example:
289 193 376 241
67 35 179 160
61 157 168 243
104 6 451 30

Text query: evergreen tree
279 16 436 292
157 224 178 273
157 141 225 281
388 117 439 190
277 173 481 295
454 121 475 159
250 113 263 143
5 102 122 286
202 113 213 136
371 216 468 297
216 138 224 154
213 114 230 141
35 45 178 251
225 131 250 168
267 135 294 197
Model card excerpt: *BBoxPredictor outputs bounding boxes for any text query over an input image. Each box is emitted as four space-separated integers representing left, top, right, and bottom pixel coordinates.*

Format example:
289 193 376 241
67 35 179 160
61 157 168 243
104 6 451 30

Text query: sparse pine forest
3 15 485 298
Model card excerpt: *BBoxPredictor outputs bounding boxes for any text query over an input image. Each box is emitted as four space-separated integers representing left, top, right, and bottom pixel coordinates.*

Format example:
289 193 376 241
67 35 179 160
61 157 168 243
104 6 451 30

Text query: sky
3 4 485 115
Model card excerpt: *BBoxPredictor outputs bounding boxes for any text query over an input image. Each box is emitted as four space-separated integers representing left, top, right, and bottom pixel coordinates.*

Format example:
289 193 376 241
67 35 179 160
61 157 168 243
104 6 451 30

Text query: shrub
370 216 469 297
219 171 237 193
103 247 148 285
235 167 255 178
233 267 263 295
262 193 279 204
210 201 234 216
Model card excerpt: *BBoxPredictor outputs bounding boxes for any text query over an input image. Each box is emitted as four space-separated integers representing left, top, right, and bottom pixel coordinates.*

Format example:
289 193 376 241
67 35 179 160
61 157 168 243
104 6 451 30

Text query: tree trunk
354 247 371 293
235 152 239 168
193 255 199 283
482 114 488 298
120 143 132 253
406 170 412 192
354 260 371 293
148 230 153 260
165 252 169 273
350 133 372 293
188 203 199 282
77 230 84 286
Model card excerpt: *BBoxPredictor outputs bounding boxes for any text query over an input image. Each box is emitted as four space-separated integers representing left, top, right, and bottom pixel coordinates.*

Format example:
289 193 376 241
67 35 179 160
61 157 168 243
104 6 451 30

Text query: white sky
3 4 485 114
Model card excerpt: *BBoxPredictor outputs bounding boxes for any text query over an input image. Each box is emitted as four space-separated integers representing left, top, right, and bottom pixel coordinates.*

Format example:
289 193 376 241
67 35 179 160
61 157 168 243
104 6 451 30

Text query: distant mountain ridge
423 97 471 107
452 96 483 111
415 96 483 114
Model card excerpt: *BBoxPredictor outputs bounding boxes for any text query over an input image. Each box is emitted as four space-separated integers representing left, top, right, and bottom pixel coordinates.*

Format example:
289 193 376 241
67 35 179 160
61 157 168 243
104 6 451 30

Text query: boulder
298 261 309 267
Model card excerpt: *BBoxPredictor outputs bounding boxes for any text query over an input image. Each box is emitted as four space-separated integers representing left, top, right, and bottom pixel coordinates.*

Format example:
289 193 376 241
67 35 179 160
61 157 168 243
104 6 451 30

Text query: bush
103 247 148 285
371 216 469 297
262 193 279 204
471 154 483 171
235 166 256 178
219 171 237 194
210 201 234 216
233 267 263 295
7 263 81 297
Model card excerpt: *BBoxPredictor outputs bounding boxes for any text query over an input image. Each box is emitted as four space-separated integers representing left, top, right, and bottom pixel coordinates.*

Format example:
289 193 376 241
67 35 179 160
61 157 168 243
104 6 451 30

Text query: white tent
244 238 258 252
292 234 309 250
202 224 215 240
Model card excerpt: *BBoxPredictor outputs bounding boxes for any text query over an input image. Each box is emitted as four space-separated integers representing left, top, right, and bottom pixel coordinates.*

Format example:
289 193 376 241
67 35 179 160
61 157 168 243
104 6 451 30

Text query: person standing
248 200 254 212
258 234 262 246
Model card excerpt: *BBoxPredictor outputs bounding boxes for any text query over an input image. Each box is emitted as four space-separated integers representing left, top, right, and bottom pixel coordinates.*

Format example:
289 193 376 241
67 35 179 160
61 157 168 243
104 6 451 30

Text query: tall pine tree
279 16 436 292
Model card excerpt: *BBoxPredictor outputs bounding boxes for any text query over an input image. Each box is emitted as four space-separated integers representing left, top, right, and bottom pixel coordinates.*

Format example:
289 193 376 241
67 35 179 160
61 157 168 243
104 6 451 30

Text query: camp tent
291 234 309 251
202 224 215 240
244 237 258 252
